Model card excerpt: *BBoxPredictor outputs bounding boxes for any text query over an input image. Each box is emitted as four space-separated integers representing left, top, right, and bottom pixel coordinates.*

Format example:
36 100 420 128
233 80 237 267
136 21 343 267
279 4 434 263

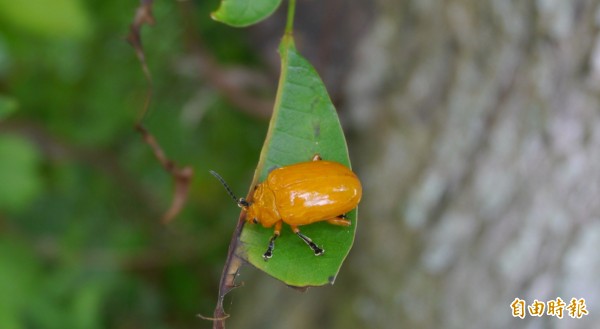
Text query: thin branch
285 0 297 36
135 124 194 223
127 0 194 223
211 211 247 329
205 194 252 329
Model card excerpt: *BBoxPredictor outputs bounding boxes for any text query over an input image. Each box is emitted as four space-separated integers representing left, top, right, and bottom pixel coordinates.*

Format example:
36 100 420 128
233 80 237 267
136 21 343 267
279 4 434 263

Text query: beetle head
244 183 280 227
245 204 260 224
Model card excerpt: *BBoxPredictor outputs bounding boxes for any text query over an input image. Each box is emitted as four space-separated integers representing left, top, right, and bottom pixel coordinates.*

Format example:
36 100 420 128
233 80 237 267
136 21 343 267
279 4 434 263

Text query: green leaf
211 0 283 27
238 35 357 287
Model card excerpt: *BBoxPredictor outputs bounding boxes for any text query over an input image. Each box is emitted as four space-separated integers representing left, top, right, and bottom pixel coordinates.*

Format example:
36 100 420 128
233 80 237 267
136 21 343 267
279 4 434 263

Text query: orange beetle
211 155 362 260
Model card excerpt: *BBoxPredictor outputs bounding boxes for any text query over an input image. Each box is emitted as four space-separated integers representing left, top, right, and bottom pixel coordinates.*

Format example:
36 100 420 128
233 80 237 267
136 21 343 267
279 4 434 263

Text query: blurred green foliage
0 134 42 211
0 0 91 39
0 0 268 328
0 95 17 120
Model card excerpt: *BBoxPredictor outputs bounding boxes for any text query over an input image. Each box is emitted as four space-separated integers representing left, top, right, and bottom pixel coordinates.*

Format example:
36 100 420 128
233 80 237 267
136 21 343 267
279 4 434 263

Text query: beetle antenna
209 170 249 207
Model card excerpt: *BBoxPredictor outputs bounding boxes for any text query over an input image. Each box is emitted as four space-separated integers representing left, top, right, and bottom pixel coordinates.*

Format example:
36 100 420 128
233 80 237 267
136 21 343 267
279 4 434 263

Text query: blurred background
1 0 599 329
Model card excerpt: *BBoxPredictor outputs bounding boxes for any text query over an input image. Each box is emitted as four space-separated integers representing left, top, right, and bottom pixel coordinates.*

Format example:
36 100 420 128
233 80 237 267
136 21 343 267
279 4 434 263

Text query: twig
211 211 247 329
134 124 194 223
127 0 194 223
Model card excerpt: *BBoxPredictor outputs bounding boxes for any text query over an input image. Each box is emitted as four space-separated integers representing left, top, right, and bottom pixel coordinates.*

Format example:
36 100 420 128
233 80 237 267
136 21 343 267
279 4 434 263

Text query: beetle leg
291 225 324 256
326 214 351 227
263 221 282 261
262 234 278 260
311 154 322 161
